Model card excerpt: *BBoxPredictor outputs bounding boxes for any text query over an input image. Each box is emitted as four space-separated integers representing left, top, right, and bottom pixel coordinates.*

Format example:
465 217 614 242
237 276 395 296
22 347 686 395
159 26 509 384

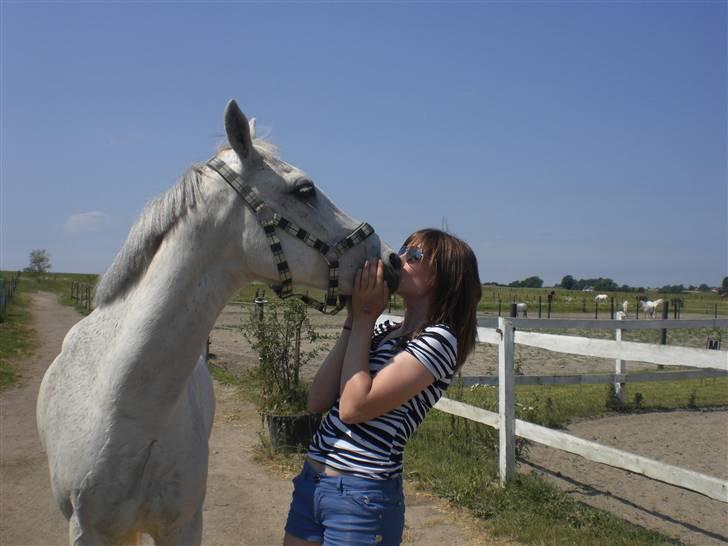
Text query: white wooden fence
377 314 728 503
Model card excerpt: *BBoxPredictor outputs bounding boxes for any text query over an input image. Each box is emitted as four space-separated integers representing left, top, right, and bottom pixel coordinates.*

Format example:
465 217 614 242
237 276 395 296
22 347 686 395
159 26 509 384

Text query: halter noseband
207 157 375 315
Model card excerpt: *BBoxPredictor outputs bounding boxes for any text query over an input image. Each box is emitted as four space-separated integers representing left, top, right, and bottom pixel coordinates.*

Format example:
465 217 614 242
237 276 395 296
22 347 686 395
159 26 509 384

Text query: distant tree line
485 275 727 295
558 275 622 292
508 276 544 288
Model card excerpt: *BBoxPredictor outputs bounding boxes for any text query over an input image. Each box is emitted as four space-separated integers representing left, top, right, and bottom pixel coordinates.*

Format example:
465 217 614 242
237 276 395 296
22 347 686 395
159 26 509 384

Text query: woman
284 228 482 546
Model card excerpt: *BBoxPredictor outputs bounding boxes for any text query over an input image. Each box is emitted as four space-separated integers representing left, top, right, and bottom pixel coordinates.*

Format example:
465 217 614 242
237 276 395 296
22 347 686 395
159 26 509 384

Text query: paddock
375 314 728 501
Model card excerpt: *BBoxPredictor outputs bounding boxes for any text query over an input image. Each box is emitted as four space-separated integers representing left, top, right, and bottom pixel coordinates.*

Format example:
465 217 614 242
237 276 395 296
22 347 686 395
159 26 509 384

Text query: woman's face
395 244 433 298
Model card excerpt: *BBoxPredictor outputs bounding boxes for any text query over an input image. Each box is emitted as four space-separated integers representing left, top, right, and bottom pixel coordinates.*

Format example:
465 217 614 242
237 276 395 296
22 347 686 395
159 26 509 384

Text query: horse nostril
389 253 402 270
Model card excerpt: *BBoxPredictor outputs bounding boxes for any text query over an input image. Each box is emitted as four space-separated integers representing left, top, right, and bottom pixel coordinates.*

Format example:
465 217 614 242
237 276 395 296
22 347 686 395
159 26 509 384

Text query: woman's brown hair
404 229 482 371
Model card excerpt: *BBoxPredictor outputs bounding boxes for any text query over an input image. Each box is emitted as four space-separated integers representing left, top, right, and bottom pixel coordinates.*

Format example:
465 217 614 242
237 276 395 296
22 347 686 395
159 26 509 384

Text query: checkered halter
207 157 375 314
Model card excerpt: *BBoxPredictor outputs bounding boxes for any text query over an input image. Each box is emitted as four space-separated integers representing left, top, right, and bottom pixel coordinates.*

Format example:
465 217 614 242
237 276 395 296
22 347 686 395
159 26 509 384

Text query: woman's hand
351 258 390 323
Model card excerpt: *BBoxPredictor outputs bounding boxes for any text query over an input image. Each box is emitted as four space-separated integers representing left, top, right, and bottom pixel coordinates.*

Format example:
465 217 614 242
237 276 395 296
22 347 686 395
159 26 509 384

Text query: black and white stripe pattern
206 157 375 314
307 321 457 479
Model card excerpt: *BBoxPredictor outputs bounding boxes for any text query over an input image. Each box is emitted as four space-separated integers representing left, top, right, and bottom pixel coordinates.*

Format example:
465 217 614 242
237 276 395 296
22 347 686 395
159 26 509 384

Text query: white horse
37 100 400 546
622 300 629 315
593 294 608 303
515 302 528 317
639 298 664 318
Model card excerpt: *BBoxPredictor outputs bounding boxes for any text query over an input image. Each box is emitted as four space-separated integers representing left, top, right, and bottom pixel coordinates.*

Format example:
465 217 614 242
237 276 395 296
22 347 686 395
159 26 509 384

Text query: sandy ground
0 293 500 546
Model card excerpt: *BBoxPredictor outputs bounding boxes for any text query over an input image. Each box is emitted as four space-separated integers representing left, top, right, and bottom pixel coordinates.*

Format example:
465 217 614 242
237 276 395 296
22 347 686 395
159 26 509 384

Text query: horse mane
94 139 278 307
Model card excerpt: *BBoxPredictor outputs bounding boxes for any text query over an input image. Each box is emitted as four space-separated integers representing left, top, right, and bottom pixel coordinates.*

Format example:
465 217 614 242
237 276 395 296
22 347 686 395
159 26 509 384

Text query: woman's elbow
338 402 366 424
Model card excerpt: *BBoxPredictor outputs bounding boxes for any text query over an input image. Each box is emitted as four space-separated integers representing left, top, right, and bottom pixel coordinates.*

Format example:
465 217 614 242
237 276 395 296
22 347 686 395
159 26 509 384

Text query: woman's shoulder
420 323 456 339
410 323 457 353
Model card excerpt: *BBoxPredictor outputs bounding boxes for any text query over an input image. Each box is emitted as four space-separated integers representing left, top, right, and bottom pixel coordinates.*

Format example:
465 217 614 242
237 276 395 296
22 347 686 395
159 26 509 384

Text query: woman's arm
337 259 434 423
307 298 355 413
307 319 352 414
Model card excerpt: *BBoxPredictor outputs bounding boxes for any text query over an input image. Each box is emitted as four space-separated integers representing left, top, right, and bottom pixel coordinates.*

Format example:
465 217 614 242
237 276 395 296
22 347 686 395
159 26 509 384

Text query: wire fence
0 272 22 321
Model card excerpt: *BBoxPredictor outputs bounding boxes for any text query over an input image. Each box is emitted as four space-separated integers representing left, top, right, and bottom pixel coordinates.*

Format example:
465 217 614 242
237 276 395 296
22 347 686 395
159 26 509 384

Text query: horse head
217 100 401 307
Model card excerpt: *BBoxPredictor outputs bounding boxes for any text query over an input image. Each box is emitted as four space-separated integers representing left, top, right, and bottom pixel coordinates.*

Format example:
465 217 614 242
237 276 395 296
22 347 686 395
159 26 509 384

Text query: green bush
241 298 325 415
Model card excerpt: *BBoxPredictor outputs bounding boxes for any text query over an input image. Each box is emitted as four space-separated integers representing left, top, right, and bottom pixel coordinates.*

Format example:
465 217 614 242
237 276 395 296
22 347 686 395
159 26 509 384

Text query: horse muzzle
383 252 402 294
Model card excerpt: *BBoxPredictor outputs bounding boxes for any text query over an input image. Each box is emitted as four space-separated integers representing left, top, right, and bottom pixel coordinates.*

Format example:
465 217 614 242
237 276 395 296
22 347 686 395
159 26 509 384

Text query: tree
509 276 544 288
721 277 728 296
25 249 51 273
560 275 576 290
698 284 711 292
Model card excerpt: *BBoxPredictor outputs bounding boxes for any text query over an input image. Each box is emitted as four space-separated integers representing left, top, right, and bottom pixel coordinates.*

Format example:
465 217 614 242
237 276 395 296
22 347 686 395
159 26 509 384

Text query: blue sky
1 1 726 287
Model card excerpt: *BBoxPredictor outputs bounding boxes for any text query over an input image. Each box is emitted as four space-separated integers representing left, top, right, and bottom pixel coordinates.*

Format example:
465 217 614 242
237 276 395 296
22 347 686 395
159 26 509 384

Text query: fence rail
378 313 728 503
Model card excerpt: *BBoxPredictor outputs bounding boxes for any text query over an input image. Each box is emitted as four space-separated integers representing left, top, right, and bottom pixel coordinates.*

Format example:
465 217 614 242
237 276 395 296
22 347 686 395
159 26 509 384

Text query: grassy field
0 291 33 388
233 283 727 318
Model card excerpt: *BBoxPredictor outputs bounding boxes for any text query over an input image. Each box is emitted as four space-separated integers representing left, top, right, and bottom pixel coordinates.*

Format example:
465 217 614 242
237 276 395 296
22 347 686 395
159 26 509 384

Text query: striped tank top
307 320 458 480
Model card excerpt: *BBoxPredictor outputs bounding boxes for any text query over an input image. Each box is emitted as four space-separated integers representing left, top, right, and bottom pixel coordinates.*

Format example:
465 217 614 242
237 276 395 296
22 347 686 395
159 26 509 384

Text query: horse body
639 298 664 318
515 302 528 317
594 294 608 303
37 101 399 545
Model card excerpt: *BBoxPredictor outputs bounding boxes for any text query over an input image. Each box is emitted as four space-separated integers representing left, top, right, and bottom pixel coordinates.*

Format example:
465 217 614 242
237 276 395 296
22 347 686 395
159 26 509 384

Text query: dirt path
0 293 497 546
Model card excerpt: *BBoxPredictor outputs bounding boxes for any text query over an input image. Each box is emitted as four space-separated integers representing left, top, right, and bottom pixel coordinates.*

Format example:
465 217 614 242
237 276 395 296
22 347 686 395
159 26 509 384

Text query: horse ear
224 100 253 160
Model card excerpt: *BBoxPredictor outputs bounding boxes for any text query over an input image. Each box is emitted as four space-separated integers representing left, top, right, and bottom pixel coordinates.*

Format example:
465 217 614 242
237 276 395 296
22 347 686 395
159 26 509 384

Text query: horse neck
108 201 246 415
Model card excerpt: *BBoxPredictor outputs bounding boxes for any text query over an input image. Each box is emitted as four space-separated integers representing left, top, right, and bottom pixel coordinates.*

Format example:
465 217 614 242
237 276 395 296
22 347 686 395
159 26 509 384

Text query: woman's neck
398 296 431 335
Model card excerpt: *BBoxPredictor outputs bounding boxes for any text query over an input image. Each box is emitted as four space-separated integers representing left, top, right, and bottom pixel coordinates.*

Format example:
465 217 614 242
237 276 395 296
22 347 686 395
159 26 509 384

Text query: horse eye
293 180 316 199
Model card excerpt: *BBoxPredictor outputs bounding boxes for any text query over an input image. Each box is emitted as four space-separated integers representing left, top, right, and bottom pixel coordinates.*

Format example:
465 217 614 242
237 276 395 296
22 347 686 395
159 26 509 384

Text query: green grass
400 378 728 544
0 292 34 388
405 409 683 545
233 282 727 317
445 377 728 429
0 271 99 387
16 272 98 316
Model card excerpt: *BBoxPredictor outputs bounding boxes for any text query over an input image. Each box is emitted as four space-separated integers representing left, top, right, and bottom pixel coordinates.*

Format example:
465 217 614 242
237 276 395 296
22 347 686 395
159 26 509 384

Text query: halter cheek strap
206 157 374 314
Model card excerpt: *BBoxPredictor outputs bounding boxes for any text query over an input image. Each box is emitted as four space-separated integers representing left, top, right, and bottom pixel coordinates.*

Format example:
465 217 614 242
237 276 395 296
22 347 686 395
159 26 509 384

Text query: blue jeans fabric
285 461 405 545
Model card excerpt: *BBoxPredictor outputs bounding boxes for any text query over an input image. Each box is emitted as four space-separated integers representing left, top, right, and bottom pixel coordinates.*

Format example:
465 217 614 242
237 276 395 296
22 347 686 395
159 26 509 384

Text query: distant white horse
639 298 664 319
593 294 608 303
622 300 629 315
516 302 528 317
37 100 400 546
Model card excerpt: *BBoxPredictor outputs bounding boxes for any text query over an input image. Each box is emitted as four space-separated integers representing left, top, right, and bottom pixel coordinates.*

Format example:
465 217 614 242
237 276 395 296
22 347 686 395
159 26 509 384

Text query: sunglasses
398 245 425 264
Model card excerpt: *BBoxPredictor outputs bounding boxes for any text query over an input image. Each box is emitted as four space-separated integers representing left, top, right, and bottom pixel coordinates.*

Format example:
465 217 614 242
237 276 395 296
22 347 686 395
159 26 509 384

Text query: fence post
610 297 615 320
538 296 542 319
498 317 515 486
615 317 626 403
594 301 598 319
254 291 267 322
509 303 517 318
660 301 669 345
498 299 502 317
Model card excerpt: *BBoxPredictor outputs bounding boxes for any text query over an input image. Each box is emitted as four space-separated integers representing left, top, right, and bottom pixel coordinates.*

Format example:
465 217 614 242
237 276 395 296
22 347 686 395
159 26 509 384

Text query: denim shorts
285 460 405 545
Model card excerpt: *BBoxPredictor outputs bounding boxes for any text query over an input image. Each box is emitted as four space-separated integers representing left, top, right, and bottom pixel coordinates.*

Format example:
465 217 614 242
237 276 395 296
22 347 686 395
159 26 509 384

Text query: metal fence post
498 317 515 486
